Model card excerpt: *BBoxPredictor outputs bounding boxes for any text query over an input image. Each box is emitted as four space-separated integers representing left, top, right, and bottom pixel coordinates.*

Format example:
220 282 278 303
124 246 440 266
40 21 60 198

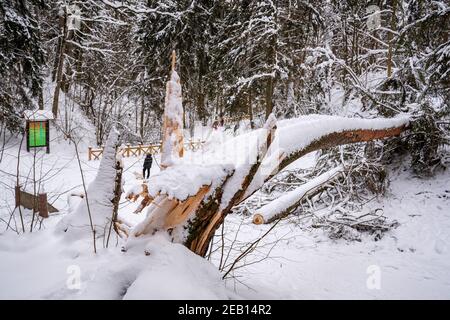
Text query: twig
16 134 25 233
222 218 283 280
72 138 97 254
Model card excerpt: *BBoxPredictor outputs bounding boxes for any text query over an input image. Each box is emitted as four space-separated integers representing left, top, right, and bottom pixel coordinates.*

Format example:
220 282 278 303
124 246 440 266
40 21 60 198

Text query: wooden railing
88 140 204 161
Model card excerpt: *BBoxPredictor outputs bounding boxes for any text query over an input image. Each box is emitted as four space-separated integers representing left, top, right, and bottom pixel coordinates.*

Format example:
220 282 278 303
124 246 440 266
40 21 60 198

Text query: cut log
252 165 344 224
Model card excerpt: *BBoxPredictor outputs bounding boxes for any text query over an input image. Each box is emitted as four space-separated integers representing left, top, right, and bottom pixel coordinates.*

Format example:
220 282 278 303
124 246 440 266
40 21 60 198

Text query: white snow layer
164 71 183 125
123 234 229 299
0 231 230 299
147 164 234 201
274 114 409 158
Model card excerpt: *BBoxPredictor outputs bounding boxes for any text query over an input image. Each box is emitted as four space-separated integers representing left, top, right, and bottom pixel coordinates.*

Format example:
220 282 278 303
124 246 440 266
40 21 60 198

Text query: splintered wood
164 186 210 229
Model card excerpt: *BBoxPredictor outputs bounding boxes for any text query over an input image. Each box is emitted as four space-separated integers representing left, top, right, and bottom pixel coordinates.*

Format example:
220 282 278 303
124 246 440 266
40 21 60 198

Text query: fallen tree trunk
279 126 406 176
240 124 407 204
123 117 408 256
183 120 408 256
121 57 410 257
252 165 344 225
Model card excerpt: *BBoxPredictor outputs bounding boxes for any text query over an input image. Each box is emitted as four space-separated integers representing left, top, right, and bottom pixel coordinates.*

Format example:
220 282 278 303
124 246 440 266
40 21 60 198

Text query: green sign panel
29 121 47 147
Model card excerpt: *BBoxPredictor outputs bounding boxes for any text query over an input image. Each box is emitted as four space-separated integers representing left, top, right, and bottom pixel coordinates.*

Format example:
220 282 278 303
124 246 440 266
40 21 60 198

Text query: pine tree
0 0 45 132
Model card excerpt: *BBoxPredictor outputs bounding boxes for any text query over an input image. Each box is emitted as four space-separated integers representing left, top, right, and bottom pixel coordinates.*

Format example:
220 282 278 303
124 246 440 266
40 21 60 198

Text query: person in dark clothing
143 153 153 179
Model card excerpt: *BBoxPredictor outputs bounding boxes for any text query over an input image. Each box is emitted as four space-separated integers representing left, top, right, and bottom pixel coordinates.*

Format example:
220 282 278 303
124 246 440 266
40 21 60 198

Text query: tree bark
52 7 68 118
140 94 145 140
387 0 397 78
265 76 274 120
107 157 123 247
248 89 254 129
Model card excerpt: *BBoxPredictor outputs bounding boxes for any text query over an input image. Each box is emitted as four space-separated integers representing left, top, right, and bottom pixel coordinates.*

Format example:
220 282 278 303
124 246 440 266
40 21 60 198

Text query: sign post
24 110 54 154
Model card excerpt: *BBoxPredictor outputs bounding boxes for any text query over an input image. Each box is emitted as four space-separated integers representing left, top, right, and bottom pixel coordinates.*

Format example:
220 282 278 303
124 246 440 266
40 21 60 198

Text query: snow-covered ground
0 123 449 299
216 163 450 299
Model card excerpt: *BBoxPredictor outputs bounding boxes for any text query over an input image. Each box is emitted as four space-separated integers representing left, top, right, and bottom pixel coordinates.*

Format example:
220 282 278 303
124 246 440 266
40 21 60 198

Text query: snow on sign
24 110 54 153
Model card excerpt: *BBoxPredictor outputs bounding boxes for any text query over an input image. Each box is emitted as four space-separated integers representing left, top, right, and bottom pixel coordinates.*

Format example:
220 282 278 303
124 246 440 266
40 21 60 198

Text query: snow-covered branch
253 165 344 224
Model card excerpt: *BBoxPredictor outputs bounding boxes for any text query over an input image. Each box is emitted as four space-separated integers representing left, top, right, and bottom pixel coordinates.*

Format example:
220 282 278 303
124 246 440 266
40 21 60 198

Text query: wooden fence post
15 185 21 208
88 146 92 161
25 121 30 152
38 193 49 218
46 119 50 154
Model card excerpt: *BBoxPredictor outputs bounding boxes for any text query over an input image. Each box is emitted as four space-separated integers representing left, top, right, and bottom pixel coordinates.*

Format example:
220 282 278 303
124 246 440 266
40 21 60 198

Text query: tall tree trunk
248 89 254 129
38 90 44 110
265 5 278 120
387 0 397 78
52 7 68 118
265 77 274 119
196 48 208 125
140 94 145 140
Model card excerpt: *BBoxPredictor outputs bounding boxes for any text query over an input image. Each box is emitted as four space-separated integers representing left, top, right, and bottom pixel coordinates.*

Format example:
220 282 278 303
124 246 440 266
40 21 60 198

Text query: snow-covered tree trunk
58 128 121 239
160 51 184 169
253 165 344 225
